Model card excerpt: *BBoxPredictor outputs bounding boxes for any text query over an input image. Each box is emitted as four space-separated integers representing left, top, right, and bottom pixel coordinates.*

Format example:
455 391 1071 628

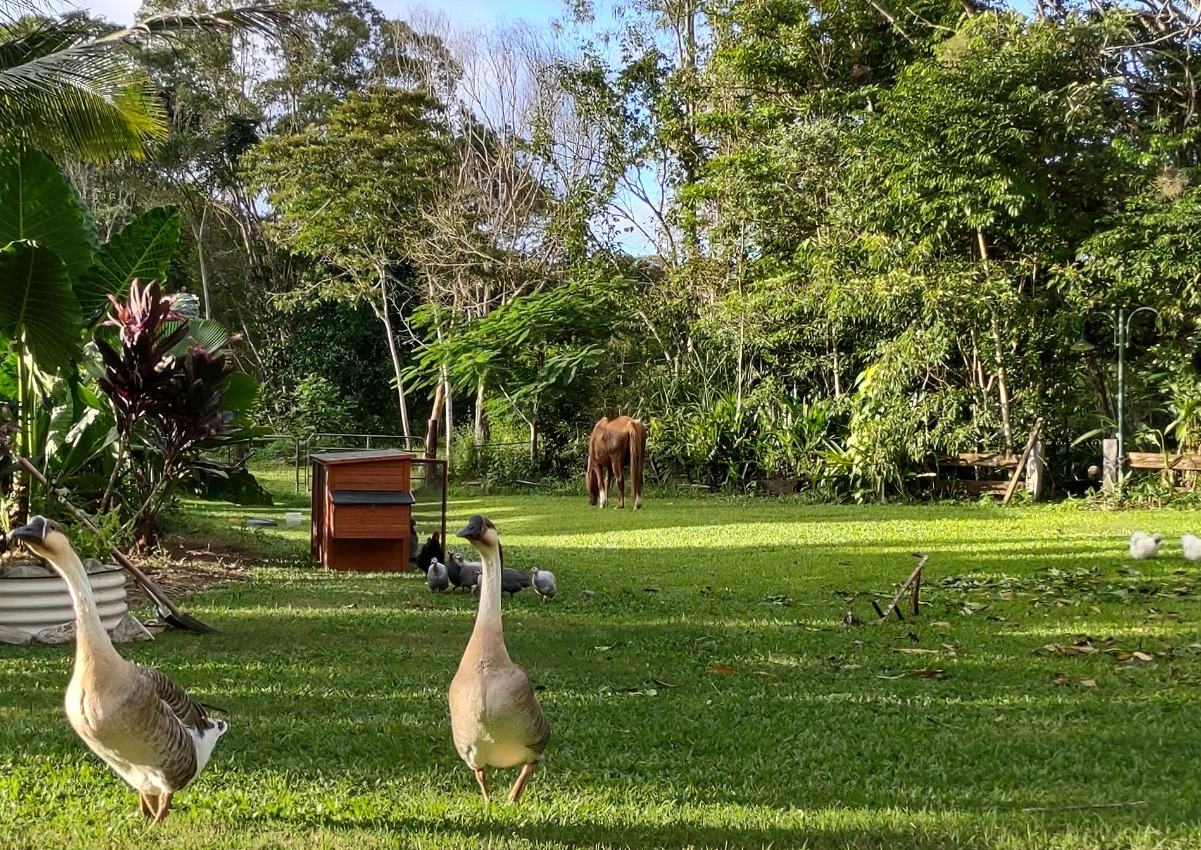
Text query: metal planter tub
0 564 128 636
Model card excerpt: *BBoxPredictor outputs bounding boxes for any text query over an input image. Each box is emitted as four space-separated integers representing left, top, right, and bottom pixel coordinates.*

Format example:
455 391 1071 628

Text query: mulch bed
123 537 255 609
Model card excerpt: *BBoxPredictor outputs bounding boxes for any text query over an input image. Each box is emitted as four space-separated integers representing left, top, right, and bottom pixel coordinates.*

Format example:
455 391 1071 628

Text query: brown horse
586 416 647 509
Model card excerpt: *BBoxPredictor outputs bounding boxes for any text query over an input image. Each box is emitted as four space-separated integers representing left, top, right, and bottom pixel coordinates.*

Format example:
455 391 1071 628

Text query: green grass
4 478 1201 849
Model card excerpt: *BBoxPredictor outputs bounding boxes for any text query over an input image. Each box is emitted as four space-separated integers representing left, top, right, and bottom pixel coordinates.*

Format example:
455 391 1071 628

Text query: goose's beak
7 516 50 546
457 514 487 541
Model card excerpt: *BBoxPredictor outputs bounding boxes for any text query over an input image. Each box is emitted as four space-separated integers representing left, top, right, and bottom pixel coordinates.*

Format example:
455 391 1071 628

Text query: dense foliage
9 0 1201 500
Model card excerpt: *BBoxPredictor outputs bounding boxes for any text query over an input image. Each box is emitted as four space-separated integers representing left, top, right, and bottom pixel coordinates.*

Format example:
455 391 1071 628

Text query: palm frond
100 5 304 45
0 0 62 28
0 4 298 163
0 42 164 160
0 16 92 70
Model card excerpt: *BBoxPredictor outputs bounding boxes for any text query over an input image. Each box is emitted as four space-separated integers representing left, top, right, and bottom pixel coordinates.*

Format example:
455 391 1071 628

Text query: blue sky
75 0 564 29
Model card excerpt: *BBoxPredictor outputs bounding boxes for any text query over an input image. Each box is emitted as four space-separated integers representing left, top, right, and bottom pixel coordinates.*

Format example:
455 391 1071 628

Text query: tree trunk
474 378 488 445
424 382 445 459
977 230 1014 454
990 312 1015 454
377 269 411 444
529 419 538 464
443 367 453 471
193 205 212 320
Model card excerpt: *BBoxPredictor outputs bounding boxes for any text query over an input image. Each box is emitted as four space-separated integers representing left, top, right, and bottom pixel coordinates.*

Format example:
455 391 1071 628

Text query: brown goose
6 517 228 823
448 514 549 803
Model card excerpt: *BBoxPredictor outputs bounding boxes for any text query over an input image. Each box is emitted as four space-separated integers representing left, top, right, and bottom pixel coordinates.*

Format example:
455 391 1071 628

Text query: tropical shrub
0 145 181 517
94 279 266 542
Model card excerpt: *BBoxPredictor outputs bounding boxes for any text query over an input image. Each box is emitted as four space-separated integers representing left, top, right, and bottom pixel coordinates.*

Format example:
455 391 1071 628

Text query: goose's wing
489 664 550 756
139 667 213 731
122 667 216 788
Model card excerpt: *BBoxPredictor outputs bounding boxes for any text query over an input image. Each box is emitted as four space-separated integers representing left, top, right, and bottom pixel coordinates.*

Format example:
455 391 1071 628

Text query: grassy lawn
4 473 1201 848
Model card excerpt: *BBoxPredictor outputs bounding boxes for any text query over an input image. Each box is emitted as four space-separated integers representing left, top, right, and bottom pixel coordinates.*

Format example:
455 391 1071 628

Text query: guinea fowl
5 517 227 823
447 550 481 591
1182 533 1201 563
449 514 550 803
1129 531 1163 560
427 558 450 592
530 568 557 604
450 551 530 597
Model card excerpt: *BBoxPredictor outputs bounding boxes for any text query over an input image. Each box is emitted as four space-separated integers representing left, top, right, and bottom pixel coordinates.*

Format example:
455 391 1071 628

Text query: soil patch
124 536 258 608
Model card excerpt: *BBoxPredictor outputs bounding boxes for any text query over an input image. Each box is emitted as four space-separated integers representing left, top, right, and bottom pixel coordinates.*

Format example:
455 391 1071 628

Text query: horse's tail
627 418 646 509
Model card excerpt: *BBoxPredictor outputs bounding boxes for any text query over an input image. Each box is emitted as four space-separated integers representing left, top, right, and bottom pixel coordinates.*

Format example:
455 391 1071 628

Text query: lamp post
1073 306 1160 489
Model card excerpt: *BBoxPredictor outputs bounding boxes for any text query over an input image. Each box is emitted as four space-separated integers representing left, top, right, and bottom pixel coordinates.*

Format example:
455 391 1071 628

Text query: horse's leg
586 455 598 506
612 454 626 509
598 463 609 508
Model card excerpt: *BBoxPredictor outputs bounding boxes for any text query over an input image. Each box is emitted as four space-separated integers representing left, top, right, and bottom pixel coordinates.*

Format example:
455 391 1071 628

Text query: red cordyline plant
95 280 240 543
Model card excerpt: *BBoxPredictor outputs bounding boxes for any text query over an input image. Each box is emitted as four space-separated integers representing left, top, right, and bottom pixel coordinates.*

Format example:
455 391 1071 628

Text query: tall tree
249 88 453 439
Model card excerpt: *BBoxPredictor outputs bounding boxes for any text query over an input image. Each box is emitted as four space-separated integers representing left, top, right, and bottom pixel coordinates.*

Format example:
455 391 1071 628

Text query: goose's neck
51 552 119 668
475 541 504 627
468 541 509 661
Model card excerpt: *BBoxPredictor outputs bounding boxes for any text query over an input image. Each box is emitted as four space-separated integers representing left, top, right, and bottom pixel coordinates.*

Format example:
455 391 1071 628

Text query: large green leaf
0 242 82 374
0 147 97 279
162 318 232 355
186 461 274 506
218 370 261 428
0 351 16 399
75 205 181 327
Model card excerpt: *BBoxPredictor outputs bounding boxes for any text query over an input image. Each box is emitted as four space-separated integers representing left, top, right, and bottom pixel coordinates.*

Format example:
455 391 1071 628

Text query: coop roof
310 449 415 464
330 490 415 506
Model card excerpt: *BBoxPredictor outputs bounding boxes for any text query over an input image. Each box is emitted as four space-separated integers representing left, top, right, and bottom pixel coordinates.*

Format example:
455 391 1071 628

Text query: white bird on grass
530 568 557 604
1181 534 1201 563
427 558 450 592
1129 531 1163 560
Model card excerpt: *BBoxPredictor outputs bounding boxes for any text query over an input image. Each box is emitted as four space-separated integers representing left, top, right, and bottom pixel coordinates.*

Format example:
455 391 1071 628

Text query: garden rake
14 456 218 634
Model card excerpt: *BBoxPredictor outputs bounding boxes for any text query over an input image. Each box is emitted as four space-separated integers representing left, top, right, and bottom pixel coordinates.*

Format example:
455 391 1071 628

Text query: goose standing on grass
1183 533 1201 563
449 514 550 803
530 568 557 604
5 517 227 823
1129 531 1163 560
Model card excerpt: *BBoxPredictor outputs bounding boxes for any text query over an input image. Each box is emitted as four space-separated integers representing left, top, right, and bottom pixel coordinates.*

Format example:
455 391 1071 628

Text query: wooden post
1102 438 1119 495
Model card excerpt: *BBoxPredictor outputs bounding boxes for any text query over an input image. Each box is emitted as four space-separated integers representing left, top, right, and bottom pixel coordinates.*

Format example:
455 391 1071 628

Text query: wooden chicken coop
310 449 416 572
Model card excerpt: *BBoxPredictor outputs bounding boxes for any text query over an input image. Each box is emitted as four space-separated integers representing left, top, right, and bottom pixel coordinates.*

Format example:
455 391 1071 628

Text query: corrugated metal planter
0 564 128 636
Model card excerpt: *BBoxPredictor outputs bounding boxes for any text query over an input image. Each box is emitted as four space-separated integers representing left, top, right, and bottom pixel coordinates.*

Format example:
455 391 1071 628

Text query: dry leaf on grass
906 669 949 679
1081 678 1098 688
1042 642 1099 656
706 664 736 675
